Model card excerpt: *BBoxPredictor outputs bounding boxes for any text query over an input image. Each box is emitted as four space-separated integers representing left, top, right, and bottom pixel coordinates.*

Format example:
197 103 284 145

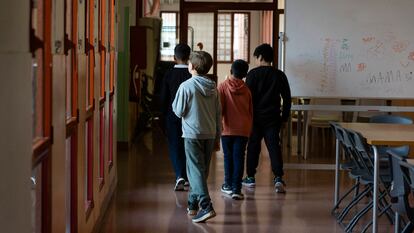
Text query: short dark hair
174 43 191 61
189 51 213 75
231 59 249 79
253 43 274 63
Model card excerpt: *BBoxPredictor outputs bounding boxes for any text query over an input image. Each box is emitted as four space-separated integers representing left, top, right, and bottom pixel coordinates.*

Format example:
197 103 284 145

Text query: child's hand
214 138 220 151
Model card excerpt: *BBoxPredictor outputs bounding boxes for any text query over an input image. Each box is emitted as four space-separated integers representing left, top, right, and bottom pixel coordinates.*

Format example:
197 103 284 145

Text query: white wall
0 1 32 233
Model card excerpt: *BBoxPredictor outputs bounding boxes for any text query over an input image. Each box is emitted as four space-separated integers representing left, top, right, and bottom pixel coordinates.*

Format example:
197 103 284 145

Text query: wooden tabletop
339 123 414 146
407 159 414 165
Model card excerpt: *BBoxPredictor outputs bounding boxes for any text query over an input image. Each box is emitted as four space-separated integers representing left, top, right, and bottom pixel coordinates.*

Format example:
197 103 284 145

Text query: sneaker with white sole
274 177 286 193
192 204 216 223
221 184 232 195
174 178 185 191
242 176 256 187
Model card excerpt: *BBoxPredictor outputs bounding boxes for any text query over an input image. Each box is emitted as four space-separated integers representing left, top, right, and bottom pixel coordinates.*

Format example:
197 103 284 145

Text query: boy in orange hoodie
218 59 252 200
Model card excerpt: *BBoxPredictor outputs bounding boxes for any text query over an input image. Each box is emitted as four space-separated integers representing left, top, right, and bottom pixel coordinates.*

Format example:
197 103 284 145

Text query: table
336 123 414 233
289 104 414 158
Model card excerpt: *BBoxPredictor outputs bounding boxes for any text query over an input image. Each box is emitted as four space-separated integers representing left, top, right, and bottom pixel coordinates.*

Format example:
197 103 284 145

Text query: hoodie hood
226 77 249 95
193 75 217 97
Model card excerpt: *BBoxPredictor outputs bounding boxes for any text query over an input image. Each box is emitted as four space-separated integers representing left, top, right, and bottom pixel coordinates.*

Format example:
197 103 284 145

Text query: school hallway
98 124 391 233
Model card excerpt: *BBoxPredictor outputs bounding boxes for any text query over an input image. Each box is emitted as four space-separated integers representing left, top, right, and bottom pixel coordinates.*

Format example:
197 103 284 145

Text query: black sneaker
231 192 244 200
192 204 216 223
174 178 185 191
242 176 256 187
187 202 199 216
221 184 232 195
274 177 286 193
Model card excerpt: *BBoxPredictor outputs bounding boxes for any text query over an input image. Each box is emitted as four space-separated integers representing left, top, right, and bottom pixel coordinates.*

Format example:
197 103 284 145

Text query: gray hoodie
172 75 221 139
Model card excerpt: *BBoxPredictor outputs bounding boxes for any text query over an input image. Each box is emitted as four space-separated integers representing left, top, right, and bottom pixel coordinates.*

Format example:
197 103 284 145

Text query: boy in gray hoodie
172 51 221 223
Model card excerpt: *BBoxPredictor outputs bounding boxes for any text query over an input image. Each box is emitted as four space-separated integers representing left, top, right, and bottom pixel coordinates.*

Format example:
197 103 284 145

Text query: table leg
395 212 400 233
297 110 302 155
334 138 340 206
372 145 379 233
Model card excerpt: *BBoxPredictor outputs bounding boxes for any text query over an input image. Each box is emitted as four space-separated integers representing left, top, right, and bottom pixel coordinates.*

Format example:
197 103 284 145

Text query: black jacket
160 66 192 122
246 66 291 127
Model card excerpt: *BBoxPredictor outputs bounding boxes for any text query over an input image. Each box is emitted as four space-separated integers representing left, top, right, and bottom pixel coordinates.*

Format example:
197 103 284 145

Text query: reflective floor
99 126 393 233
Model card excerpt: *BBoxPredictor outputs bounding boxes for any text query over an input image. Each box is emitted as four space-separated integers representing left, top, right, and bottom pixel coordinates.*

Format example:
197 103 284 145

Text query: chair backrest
330 122 353 162
388 151 408 198
386 152 411 216
369 114 413 156
369 115 413 124
398 160 414 220
308 98 342 120
343 128 369 170
399 161 414 190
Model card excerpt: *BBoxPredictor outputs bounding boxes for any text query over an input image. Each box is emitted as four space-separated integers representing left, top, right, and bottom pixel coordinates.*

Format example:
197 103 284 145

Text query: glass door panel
188 13 214 74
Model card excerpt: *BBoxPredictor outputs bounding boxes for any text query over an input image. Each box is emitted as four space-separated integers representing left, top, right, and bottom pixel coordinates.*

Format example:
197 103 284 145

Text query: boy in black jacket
242 44 292 193
160 43 192 191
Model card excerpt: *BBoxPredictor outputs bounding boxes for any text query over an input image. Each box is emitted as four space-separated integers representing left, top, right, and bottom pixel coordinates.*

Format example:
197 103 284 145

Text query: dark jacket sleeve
280 71 292 122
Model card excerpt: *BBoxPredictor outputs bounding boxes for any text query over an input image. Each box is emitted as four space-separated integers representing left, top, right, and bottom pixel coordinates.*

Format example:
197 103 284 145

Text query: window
217 12 250 63
160 12 178 61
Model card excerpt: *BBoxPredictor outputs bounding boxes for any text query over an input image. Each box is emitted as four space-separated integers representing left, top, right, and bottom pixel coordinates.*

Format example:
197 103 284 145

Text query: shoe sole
231 194 244 200
192 210 216 223
221 189 232 195
242 182 256 188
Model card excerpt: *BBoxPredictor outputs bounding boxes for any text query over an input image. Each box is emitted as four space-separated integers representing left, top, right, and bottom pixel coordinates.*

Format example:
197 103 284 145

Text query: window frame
217 12 250 64
30 0 53 232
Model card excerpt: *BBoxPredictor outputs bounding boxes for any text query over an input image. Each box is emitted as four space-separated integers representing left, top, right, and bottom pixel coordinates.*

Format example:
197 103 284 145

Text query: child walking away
160 43 192 191
242 44 291 193
218 60 252 200
172 51 221 223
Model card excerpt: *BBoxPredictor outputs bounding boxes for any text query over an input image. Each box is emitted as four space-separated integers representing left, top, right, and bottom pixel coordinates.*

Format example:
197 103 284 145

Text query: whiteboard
285 0 414 98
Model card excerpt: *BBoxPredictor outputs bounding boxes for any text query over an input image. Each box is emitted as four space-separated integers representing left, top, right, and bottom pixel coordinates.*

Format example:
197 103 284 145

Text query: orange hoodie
218 77 253 137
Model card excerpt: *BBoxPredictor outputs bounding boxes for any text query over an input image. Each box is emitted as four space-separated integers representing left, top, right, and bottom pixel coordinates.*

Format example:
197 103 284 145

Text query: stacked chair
397 158 414 233
330 114 413 232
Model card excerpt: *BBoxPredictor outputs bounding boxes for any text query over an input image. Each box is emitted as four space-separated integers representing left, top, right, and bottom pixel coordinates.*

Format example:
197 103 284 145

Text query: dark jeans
221 136 248 193
246 124 284 178
165 114 187 181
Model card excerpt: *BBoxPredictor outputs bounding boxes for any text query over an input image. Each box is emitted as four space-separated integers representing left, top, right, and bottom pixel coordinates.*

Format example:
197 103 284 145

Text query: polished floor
99 126 394 233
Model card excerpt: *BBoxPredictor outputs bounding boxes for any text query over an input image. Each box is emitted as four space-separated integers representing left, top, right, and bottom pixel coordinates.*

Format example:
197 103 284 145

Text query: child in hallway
218 59 252 200
172 51 221 223
242 44 292 193
160 43 192 191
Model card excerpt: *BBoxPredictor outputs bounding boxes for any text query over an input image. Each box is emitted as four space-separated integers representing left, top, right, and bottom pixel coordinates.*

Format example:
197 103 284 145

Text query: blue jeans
165 113 187 181
221 136 248 193
185 138 215 209
246 124 284 178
